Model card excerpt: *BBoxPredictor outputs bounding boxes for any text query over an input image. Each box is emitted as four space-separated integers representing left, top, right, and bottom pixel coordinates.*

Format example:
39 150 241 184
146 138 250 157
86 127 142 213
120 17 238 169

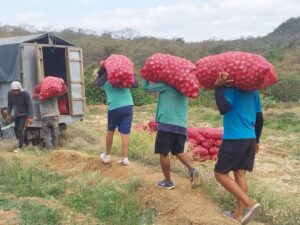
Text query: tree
111 28 140 40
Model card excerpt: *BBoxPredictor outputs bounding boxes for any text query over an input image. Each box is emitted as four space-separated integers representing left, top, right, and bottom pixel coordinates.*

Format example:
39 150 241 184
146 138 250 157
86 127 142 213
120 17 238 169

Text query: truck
0 32 85 142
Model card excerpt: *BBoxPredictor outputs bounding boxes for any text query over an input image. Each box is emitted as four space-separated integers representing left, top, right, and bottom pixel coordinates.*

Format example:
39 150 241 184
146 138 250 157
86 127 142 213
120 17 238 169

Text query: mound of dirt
47 150 262 225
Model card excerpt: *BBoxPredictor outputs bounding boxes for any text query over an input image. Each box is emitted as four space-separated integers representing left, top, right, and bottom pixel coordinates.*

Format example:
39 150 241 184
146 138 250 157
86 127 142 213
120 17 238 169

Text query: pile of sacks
140 53 200 98
188 127 223 161
195 51 277 90
104 54 134 88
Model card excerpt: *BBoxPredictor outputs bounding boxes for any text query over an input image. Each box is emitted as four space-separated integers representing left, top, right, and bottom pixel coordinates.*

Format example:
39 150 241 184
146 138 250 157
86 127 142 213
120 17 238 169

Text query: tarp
0 33 74 46
0 33 74 82
0 44 21 82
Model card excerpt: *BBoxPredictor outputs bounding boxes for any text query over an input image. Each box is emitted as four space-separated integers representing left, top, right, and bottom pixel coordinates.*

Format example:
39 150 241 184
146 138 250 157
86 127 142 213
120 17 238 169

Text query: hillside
0 17 300 102
0 18 299 65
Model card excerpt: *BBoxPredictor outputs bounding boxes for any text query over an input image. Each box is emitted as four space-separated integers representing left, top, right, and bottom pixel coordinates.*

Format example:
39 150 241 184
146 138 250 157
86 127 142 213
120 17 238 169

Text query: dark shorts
107 105 133 134
214 139 256 174
155 130 185 156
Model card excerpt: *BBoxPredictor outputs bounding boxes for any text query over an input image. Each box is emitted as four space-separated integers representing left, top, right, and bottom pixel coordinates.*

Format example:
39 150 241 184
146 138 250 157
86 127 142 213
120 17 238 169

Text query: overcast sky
0 0 299 42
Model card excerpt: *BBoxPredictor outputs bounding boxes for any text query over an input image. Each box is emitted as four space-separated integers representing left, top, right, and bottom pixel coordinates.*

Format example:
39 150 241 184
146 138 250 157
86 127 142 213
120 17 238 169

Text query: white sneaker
118 157 130 166
100 153 111 163
13 148 21 153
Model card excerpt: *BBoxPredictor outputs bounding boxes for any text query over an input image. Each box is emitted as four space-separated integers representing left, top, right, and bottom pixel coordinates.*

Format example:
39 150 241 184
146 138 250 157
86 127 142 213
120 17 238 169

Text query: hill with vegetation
0 17 299 103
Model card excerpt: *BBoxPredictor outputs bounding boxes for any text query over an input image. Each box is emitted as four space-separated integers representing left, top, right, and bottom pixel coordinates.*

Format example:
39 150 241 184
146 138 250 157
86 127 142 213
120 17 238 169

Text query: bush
84 64 106 105
262 75 300 102
189 89 216 108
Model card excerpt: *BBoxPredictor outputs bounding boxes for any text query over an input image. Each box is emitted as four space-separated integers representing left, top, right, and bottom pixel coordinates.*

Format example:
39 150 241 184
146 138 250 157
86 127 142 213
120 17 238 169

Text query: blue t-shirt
223 87 262 139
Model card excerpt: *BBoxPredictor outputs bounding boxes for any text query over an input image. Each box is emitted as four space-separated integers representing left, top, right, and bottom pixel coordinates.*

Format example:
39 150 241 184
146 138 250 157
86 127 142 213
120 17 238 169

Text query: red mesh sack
195 51 277 90
140 53 200 98
104 54 134 88
132 124 147 130
188 127 199 139
187 127 206 144
201 139 215 149
200 128 223 140
34 84 42 94
58 95 69 115
39 76 67 100
210 154 218 161
188 138 198 149
215 139 223 147
148 120 158 131
192 146 209 156
209 147 219 155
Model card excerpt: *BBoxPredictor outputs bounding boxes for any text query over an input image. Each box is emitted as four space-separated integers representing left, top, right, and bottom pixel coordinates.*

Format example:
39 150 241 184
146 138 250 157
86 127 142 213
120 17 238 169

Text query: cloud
68 0 300 41
15 12 50 28
78 0 98 6
10 0 300 41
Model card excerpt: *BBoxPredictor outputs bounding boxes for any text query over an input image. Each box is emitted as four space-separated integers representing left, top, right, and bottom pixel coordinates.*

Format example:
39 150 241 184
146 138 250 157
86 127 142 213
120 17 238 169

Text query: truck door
66 47 85 115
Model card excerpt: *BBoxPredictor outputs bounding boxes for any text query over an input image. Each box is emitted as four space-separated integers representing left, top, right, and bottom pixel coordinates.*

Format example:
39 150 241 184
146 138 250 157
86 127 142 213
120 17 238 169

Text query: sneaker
13 148 21 153
242 203 261 225
117 157 130 166
190 168 200 189
100 153 111 163
223 211 240 224
157 180 175 190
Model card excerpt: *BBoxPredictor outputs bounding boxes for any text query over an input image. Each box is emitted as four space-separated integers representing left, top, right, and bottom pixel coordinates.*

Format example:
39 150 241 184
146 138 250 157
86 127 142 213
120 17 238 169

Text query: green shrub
84 64 106 105
189 89 216 108
262 75 300 102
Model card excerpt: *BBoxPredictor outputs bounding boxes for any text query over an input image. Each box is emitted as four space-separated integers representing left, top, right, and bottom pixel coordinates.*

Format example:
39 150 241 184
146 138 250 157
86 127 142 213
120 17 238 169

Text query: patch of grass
294 142 300 160
0 158 66 198
0 139 16 152
264 111 300 132
60 122 103 154
64 177 155 225
248 181 300 225
195 163 300 225
1 197 63 225
86 105 106 116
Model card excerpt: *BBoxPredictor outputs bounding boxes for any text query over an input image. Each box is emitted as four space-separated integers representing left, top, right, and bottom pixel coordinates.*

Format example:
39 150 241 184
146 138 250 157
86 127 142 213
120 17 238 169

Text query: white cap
11 81 22 90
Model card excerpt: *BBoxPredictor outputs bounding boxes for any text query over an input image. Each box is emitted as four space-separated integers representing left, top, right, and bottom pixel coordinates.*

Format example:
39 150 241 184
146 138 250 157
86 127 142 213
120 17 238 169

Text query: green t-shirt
142 80 188 128
103 81 134 110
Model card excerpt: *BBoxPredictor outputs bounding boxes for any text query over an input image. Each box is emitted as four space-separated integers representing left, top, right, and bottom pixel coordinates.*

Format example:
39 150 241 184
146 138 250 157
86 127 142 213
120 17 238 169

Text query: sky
0 0 299 42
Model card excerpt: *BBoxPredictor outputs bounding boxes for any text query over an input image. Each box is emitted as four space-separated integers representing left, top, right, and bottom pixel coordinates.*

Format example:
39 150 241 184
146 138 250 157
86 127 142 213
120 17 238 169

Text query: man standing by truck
33 83 60 150
7 81 33 152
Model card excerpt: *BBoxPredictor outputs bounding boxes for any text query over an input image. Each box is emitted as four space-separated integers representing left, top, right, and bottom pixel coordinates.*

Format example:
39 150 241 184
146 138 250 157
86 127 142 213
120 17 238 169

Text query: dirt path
46 150 263 225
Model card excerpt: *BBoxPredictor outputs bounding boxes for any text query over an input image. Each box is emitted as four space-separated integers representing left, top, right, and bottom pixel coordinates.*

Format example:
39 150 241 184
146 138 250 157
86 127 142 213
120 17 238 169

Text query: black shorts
214 139 256 174
155 130 185 156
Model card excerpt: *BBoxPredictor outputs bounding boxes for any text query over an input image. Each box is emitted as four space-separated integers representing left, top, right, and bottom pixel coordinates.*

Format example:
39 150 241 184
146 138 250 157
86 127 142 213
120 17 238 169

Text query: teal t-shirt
223 87 262 139
142 80 188 128
103 81 134 110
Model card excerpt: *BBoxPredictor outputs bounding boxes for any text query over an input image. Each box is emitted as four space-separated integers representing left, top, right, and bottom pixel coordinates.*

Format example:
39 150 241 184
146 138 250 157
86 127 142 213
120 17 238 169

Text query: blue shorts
107 105 133 134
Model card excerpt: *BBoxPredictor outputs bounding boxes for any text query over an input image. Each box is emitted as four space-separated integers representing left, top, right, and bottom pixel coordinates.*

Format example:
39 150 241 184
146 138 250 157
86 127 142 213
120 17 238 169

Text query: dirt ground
47 150 265 225
0 149 265 225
